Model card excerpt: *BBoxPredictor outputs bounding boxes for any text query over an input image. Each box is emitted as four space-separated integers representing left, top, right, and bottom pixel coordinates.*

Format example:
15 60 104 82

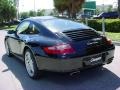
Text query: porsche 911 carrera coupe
4 16 115 79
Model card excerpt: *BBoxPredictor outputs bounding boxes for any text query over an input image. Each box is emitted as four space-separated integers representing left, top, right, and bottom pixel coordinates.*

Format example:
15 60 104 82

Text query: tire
24 49 42 79
5 40 12 57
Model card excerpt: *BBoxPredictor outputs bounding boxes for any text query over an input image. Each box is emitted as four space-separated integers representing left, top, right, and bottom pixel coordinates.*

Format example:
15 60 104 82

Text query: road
0 30 120 90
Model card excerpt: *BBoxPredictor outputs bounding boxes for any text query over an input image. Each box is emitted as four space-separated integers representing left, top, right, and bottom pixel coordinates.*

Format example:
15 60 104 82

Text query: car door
9 21 30 55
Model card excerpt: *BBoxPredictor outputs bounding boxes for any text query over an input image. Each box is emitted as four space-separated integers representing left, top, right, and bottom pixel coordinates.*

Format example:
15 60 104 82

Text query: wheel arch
23 45 39 61
23 46 32 57
23 43 47 58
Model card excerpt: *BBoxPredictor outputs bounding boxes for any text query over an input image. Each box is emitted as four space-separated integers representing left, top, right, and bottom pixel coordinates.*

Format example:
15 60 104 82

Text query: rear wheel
5 40 12 57
24 49 42 79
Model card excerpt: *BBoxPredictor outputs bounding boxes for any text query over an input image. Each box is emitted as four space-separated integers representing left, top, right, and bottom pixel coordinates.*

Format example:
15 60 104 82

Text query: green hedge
87 19 120 32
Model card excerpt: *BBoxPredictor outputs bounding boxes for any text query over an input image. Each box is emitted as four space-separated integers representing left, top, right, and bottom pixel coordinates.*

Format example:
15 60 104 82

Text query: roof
25 16 56 22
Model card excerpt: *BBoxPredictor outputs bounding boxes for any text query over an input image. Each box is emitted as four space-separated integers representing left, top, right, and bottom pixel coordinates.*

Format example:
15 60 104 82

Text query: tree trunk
70 1 76 19
67 9 71 18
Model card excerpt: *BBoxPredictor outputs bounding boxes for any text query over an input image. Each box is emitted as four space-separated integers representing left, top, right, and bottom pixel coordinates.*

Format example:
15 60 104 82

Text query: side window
29 23 40 34
17 21 30 34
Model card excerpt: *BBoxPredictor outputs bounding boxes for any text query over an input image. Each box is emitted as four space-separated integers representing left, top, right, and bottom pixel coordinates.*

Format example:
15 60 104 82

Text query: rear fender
23 44 47 58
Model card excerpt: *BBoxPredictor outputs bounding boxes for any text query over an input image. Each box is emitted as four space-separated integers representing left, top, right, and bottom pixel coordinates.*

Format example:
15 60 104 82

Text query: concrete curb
113 41 120 46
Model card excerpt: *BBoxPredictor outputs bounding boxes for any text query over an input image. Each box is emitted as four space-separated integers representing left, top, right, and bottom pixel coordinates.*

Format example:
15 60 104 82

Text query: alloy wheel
25 51 35 77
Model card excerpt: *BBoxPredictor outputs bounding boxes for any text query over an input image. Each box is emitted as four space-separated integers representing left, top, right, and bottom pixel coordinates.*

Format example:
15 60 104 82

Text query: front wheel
24 49 42 79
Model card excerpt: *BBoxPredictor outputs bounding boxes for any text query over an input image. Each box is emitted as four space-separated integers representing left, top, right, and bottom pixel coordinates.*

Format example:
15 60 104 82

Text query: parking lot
0 30 120 90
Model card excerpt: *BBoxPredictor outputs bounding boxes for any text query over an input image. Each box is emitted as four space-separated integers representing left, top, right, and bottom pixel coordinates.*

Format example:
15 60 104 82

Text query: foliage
0 25 17 30
96 8 101 15
20 12 29 19
0 0 16 23
87 19 120 32
29 10 35 17
107 5 113 12
20 9 45 18
54 0 85 19
37 9 45 16
52 9 59 16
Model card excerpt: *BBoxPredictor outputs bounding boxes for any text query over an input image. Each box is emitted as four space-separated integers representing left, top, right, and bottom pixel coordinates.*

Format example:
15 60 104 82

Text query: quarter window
17 21 40 35
17 21 30 34
29 23 40 34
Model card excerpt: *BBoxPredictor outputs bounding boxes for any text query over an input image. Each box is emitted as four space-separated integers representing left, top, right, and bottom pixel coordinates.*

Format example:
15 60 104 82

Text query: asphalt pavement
0 30 120 90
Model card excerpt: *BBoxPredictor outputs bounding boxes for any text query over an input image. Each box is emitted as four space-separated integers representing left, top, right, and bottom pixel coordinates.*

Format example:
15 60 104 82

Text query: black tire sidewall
24 49 40 79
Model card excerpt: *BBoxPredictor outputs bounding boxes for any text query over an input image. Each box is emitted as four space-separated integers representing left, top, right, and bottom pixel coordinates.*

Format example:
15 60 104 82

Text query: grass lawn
99 31 120 42
106 32 120 42
0 25 17 30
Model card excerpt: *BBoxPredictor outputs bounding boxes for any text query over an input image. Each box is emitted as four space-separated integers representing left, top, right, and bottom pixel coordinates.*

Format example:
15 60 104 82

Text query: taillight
43 44 75 55
105 37 112 45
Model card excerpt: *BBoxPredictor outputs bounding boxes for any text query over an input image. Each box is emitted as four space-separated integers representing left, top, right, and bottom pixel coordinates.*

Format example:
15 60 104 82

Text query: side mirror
7 30 16 34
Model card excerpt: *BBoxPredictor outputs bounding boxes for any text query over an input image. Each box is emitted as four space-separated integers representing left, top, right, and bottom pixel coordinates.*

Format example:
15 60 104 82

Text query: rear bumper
35 49 114 72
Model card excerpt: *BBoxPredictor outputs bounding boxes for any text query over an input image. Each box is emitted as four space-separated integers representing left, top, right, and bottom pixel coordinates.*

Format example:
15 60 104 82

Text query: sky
19 0 54 12
95 0 117 5
19 0 118 12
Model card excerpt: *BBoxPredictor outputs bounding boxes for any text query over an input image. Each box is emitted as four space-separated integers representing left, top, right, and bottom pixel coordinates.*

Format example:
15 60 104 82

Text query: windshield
41 19 90 32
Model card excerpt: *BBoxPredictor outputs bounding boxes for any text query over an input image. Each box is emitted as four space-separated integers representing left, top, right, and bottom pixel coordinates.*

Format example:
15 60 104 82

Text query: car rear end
35 19 115 72
62 29 115 64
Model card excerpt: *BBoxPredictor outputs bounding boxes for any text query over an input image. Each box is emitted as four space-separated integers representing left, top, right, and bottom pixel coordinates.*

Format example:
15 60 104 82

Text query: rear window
41 19 90 32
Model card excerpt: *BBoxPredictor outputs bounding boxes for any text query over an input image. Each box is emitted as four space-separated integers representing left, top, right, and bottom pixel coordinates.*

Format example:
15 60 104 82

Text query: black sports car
5 16 115 79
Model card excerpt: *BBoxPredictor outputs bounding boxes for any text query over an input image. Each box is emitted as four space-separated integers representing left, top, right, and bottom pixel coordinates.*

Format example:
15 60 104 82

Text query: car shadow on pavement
2 54 120 90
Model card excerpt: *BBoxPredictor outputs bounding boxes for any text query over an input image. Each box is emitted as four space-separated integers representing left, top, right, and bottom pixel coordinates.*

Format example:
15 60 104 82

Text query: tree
20 12 29 19
37 9 45 16
54 0 85 19
107 5 113 12
118 0 120 18
0 0 16 23
96 8 101 15
53 9 59 16
29 10 35 17
54 0 68 15
0 0 4 22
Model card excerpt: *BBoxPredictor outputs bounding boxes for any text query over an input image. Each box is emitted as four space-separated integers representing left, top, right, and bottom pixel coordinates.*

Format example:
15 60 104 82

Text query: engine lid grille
63 29 99 41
